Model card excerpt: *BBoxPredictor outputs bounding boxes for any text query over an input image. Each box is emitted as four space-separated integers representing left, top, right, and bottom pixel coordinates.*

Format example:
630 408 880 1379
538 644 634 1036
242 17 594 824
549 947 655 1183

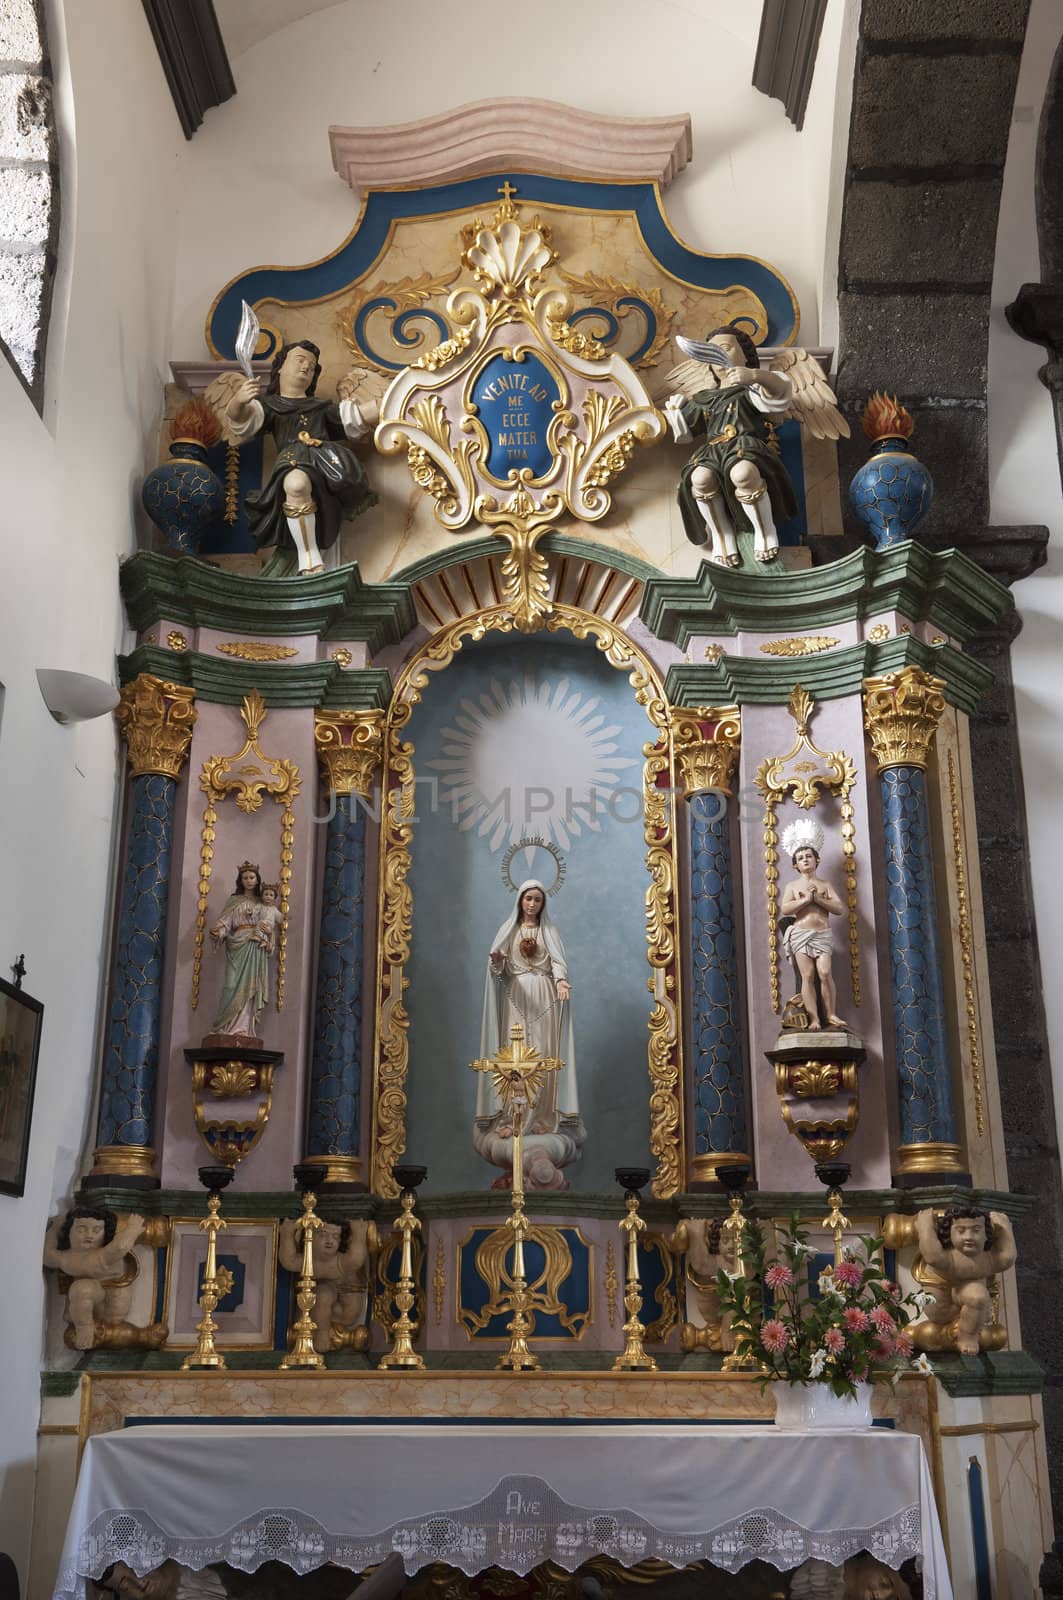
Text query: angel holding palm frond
661 322 850 569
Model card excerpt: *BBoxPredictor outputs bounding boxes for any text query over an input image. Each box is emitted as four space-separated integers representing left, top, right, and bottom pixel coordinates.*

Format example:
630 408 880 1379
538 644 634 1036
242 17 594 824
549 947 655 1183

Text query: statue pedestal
183 1044 284 1169
766 1029 865 1168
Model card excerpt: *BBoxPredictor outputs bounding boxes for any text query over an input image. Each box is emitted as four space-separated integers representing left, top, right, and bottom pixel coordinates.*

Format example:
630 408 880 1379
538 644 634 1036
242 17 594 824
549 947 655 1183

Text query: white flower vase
773 1381 874 1429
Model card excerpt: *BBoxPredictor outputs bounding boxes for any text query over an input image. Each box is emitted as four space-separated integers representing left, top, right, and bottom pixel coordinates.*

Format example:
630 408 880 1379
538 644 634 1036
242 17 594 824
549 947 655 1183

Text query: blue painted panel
459 1226 591 1340
198 1252 246 1315
474 352 559 481
207 174 798 359
968 1455 993 1600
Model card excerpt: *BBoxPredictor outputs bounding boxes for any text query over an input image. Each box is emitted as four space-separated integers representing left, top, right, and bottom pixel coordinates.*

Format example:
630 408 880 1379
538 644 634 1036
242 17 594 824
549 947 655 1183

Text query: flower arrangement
716 1214 933 1397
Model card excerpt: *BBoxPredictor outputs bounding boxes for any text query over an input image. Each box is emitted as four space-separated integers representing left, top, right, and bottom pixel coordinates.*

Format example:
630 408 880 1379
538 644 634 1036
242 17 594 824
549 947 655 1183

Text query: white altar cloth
55 1423 951 1599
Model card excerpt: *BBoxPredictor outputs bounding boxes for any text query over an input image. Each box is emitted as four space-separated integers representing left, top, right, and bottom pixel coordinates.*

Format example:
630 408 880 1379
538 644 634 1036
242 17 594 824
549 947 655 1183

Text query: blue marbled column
305 794 366 1173
689 792 749 1167
95 773 176 1159
880 764 958 1150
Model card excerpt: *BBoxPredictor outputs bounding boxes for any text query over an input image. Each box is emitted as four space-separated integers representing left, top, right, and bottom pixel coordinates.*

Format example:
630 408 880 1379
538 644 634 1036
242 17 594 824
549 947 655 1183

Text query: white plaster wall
0 0 182 1581
987 0 1063 1157
170 0 852 355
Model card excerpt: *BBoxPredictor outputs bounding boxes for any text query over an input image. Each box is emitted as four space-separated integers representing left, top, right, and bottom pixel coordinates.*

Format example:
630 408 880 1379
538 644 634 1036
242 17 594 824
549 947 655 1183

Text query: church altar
55 1422 951 1598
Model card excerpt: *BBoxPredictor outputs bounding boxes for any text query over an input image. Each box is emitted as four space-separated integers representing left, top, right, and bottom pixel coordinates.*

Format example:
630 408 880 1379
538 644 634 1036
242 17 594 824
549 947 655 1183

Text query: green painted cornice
391 531 665 589
665 634 993 716
640 543 1014 647
120 552 417 650
117 647 393 710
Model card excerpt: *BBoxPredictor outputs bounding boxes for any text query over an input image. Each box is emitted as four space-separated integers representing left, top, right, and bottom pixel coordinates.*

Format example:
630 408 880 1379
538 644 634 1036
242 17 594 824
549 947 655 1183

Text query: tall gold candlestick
379 1164 427 1370
498 1087 538 1372
613 1169 657 1372
280 1179 324 1370
183 1165 234 1371
720 1175 762 1372
470 1022 561 1374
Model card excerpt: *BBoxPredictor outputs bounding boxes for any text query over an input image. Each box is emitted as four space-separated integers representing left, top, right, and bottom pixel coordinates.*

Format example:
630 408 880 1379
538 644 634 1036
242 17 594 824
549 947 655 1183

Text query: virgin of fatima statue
475 880 585 1190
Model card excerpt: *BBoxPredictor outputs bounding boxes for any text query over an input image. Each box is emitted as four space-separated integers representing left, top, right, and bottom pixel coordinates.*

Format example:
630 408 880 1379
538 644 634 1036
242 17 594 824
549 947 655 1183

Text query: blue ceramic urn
142 438 224 556
848 394 933 551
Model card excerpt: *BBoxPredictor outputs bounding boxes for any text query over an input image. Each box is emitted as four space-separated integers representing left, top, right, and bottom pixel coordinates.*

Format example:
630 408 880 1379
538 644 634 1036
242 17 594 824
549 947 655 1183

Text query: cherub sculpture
779 818 847 1030
208 340 382 575
661 323 849 568
670 1215 737 1353
842 1556 913 1600
279 1213 377 1352
913 1205 1016 1356
43 1207 167 1351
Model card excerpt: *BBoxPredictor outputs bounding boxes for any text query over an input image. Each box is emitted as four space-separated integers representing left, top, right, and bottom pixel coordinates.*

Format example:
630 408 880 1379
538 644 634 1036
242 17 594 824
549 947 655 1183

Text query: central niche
401 631 654 1193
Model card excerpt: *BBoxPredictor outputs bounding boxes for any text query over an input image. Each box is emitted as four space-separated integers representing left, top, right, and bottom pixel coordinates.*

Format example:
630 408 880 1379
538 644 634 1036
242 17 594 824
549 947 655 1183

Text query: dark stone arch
833 0 1063 1535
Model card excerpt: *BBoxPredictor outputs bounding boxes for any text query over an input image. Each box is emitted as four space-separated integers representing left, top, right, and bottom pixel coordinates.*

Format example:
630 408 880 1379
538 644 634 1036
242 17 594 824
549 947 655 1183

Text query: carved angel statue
669 1216 737 1353
279 1213 377 1352
204 345 385 575
660 322 849 568
912 1205 1016 1356
43 1207 167 1351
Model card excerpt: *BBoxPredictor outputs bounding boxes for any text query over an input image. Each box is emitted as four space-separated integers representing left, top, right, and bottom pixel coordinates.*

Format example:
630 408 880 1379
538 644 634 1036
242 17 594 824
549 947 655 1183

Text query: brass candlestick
470 1022 561 1373
182 1164 234 1371
719 1165 761 1372
613 1168 657 1372
280 1165 324 1370
379 1164 427 1370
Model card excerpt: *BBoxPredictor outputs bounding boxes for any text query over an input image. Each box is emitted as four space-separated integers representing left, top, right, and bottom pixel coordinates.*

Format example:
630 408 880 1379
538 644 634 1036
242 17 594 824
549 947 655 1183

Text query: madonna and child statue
475 880 586 1191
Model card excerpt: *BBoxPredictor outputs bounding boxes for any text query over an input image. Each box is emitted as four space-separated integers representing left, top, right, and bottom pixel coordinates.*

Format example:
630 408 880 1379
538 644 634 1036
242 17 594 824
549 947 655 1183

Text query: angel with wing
661 322 849 568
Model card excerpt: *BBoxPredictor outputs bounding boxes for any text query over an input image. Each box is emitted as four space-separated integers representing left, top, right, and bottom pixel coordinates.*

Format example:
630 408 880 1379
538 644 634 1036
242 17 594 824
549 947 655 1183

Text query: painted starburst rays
425 672 639 854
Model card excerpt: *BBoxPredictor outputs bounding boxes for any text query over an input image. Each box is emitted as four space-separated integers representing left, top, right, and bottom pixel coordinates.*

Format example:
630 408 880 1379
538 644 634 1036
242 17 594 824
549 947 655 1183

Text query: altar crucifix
469 1021 561 1370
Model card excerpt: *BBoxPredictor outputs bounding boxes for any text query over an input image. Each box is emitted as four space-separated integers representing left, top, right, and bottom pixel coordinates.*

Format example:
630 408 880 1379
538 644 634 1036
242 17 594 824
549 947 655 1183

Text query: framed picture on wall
0 974 43 1197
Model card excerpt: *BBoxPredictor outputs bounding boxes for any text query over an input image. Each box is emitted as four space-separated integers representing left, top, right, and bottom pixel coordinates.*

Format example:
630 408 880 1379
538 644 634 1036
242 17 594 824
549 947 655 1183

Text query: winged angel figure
660 322 849 567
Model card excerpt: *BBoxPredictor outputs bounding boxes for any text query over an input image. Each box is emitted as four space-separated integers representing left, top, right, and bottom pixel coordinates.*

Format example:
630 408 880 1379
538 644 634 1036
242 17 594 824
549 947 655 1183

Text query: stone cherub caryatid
278 1213 377 1353
912 1205 1017 1356
669 1216 737 1353
779 818 847 1030
43 1207 168 1351
660 322 849 568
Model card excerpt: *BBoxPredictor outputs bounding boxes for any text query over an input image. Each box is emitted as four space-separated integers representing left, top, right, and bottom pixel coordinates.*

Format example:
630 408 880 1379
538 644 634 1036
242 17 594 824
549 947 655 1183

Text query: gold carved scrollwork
375 194 665 630
190 1058 275 1167
433 1237 446 1326
336 268 462 373
115 674 197 780
192 691 300 1012
369 602 683 1198
669 706 741 799
863 665 947 772
314 709 385 800
640 1233 679 1344
754 685 860 1013
457 1224 590 1340
758 636 840 658
558 271 677 368
605 1239 619 1328
216 642 298 662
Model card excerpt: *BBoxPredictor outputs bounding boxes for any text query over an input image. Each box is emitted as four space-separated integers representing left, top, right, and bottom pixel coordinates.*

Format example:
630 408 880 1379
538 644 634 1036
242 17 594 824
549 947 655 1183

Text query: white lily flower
818 1272 842 1298
911 1290 936 1312
913 1353 933 1374
790 1240 816 1257
808 1349 828 1378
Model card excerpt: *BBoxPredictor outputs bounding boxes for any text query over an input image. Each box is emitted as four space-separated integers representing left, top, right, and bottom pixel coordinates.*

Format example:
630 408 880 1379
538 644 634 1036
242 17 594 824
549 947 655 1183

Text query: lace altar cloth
54 1423 951 1600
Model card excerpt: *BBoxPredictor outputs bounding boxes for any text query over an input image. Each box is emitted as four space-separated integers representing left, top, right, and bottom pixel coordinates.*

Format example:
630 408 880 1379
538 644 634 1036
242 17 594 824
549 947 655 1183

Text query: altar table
55 1422 951 1599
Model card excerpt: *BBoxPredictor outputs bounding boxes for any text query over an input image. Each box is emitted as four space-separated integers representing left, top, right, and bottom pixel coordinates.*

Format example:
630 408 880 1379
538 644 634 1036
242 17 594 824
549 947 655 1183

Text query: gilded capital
669 706 741 798
115 675 197 779
315 709 386 798
862 666 947 772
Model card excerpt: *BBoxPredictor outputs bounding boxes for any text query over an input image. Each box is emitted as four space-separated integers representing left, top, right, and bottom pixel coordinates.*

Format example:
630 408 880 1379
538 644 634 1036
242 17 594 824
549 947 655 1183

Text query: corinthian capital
315 709 386 798
115 674 197 779
669 705 741 798
862 666 947 772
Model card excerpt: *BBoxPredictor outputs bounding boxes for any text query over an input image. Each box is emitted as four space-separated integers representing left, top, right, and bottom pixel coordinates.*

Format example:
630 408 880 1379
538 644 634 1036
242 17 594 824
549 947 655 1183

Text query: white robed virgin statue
475 880 586 1190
